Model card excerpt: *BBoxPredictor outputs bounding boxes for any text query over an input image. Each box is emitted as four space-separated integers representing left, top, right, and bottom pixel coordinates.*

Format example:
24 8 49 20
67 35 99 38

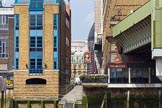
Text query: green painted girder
116 16 151 53
113 0 152 37
113 0 162 50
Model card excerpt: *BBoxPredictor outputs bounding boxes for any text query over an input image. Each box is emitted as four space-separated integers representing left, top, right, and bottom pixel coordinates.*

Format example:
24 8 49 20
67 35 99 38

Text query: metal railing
29 69 43 75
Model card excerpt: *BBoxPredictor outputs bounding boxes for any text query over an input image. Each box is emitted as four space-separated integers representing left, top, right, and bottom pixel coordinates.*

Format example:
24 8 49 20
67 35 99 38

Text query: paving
61 85 83 102
59 85 83 108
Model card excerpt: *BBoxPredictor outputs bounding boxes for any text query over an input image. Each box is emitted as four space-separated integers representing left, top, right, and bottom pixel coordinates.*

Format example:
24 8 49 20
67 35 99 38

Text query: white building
71 40 88 80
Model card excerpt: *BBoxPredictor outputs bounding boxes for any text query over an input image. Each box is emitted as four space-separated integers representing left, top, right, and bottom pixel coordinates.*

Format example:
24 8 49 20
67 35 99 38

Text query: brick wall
13 71 59 100
44 4 59 70
14 5 29 70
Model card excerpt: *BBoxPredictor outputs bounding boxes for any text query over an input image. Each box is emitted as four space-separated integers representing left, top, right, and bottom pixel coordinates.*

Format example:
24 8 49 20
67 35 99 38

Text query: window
30 14 43 29
16 37 19 51
53 14 58 30
30 58 42 74
26 78 46 84
15 15 19 30
78 65 81 69
0 16 2 25
37 37 42 47
38 0 43 8
0 15 8 25
30 37 35 47
54 36 57 51
37 15 42 26
30 15 35 26
30 37 42 48
84 65 87 69
30 59 35 69
30 0 36 8
30 0 43 9
16 37 19 48
110 68 128 83
54 58 57 69
37 58 42 69
16 58 19 69
131 68 149 83
0 39 8 58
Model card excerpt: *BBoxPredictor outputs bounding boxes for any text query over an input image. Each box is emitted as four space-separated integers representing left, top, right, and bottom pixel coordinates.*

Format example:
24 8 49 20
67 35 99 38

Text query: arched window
26 78 46 84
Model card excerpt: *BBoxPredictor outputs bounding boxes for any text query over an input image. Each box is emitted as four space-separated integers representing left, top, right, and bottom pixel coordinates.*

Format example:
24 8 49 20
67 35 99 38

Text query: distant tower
0 0 2 7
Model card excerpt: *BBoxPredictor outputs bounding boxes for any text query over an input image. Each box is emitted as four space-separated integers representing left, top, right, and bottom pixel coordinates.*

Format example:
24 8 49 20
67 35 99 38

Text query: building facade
102 0 149 72
13 0 71 100
71 40 88 80
102 0 162 86
93 0 103 74
0 6 14 84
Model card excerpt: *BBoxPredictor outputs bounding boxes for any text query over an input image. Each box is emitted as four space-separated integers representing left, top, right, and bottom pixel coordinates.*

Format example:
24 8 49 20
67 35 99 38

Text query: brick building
0 7 14 83
102 0 162 84
102 0 149 72
13 0 71 101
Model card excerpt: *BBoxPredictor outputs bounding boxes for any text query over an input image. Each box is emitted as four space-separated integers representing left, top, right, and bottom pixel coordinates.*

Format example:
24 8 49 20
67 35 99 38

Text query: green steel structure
112 0 162 81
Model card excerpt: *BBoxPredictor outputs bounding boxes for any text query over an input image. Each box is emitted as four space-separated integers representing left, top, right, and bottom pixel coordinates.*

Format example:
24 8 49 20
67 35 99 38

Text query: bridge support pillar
152 48 162 81
127 90 130 108
155 57 162 81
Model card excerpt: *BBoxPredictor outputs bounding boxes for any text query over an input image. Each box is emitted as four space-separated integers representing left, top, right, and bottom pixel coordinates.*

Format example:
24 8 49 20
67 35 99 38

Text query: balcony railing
29 69 43 75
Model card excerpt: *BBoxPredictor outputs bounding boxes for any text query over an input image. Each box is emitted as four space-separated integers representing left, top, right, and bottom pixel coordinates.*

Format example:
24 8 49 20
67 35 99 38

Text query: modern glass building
13 0 71 101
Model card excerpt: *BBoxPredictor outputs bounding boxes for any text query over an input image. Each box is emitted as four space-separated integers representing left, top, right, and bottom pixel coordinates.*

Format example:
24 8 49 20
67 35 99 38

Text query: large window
30 0 43 9
30 14 43 29
110 68 128 83
30 37 42 51
131 68 149 83
30 58 42 74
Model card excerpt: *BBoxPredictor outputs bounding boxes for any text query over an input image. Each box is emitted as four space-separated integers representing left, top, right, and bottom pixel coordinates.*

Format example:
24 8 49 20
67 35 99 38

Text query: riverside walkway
59 85 83 108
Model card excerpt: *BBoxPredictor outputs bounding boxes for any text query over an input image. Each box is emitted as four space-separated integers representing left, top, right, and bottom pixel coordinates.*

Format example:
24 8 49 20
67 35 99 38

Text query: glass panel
38 0 43 8
30 59 35 69
0 16 3 25
54 58 57 69
30 37 35 47
16 59 19 69
37 37 42 47
30 0 36 8
37 58 42 69
131 68 149 83
37 15 42 26
16 37 19 48
110 68 128 83
30 15 35 26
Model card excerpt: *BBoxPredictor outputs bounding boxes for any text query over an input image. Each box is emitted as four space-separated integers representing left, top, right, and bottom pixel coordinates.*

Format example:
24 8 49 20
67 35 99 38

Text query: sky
5 0 94 40
67 0 94 40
